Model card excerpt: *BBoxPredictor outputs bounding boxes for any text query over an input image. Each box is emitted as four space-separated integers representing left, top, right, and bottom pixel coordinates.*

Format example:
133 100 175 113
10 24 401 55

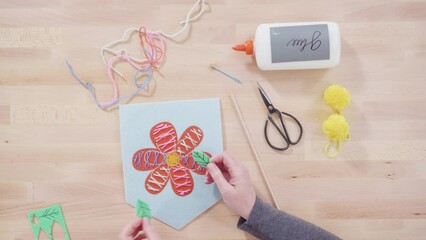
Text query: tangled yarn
65 0 209 110
322 84 351 158
65 29 161 110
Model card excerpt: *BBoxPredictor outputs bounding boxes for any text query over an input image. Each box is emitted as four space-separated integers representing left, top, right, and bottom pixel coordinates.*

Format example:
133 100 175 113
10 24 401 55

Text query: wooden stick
230 94 281 210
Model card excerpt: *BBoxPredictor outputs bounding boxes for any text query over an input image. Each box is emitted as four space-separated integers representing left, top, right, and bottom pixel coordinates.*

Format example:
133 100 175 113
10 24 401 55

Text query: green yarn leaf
136 199 152 219
192 151 211 167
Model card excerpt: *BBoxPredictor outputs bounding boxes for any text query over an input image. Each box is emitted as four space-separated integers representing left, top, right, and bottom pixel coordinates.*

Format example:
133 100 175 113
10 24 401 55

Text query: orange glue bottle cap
232 40 254 55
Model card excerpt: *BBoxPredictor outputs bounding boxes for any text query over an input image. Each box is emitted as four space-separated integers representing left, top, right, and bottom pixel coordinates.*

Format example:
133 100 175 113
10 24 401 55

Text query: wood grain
1 0 425 239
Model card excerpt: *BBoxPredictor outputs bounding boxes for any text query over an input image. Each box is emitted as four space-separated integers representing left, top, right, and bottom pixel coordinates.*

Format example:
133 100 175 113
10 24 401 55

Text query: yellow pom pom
322 114 350 158
324 84 350 113
322 114 350 141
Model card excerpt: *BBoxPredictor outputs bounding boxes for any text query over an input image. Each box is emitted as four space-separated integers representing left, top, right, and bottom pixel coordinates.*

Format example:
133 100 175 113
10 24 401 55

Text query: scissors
257 82 303 151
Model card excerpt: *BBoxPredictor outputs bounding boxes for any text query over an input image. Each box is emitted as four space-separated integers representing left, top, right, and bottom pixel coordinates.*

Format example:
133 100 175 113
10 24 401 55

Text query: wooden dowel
230 94 281 210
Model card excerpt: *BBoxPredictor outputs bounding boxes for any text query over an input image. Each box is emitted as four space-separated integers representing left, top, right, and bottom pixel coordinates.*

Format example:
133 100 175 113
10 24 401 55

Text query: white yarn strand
156 0 208 39
98 0 209 78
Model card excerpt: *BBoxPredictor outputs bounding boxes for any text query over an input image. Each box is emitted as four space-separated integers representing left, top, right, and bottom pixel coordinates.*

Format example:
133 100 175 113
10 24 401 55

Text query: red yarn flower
132 122 211 196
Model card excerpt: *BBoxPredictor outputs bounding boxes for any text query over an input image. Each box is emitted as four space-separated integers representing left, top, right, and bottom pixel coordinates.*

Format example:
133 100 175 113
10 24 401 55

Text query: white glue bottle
233 22 341 70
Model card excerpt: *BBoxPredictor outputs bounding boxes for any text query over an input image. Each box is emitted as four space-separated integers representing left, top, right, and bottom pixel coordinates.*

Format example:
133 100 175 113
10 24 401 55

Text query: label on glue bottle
233 22 341 70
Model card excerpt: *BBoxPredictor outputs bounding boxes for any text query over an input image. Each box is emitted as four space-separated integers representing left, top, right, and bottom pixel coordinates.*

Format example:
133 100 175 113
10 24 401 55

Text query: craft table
0 0 425 239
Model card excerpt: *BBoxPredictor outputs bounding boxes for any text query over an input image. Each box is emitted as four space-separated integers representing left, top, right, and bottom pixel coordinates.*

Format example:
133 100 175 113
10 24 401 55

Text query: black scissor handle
264 111 303 151
264 119 290 151
281 111 303 145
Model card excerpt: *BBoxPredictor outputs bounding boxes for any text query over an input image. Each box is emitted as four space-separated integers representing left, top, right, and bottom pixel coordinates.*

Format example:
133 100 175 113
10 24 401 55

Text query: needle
210 65 243 84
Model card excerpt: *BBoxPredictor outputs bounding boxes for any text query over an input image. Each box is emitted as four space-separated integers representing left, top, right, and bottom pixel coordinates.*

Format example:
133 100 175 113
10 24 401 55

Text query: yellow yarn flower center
166 153 180 167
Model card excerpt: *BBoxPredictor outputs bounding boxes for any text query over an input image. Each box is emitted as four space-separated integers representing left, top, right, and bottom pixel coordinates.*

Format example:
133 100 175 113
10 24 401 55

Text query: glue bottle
233 22 341 70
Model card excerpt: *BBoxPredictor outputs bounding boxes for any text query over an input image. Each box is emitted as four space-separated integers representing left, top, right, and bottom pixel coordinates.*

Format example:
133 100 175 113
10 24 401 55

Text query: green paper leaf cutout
192 151 211 167
28 204 71 240
136 199 152 219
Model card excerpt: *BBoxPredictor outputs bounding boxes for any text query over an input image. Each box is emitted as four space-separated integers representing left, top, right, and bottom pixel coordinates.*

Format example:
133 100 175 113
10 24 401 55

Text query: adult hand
205 152 256 220
119 218 161 240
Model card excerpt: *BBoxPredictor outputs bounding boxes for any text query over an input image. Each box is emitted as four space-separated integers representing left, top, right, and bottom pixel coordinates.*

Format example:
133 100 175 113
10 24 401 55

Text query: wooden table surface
1 0 425 239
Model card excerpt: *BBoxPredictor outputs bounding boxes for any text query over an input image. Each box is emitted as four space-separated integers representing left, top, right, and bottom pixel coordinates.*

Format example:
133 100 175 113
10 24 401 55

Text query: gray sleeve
237 197 341 240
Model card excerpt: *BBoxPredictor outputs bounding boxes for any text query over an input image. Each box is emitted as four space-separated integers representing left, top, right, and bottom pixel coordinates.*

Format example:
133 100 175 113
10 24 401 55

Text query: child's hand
119 218 161 240
205 152 256 220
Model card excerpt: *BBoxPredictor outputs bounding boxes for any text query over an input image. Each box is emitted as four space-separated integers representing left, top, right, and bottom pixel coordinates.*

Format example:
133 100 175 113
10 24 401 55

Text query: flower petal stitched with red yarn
180 152 211 175
150 122 178 154
133 148 167 171
170 164 194 196
144 165 171 195
176 126 204 156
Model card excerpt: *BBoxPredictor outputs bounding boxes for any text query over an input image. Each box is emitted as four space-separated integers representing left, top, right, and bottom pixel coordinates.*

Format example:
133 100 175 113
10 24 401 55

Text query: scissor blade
257 82 273 108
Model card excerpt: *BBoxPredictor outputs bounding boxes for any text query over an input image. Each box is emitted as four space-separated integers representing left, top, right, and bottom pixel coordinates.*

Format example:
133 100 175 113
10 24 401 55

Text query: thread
99 0 206 76
66 27 165 109
66 0 209 110
65 53 153 109
157 0 209 39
